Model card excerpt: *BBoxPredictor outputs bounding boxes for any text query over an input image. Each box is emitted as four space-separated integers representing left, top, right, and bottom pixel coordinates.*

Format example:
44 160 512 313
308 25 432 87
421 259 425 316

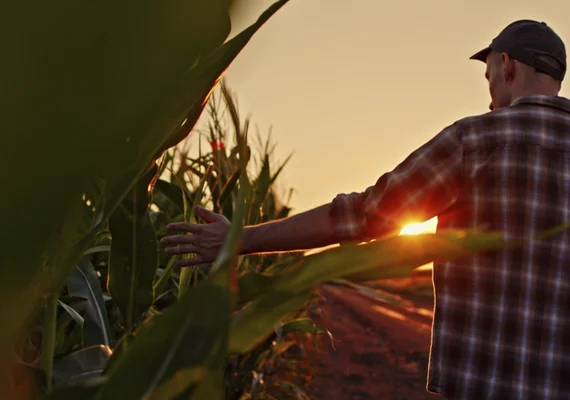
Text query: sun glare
399 217 438 271
399 218 438 236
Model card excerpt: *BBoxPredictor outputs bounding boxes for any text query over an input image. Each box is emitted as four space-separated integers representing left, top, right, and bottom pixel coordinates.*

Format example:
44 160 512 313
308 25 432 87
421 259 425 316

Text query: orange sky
192 1 570 225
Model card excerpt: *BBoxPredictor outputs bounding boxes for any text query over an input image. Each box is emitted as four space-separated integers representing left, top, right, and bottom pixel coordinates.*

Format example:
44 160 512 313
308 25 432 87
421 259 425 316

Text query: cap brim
470 47 492 62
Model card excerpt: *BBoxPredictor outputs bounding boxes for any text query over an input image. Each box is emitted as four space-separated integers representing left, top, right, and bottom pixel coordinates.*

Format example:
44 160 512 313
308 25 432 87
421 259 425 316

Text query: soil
283 273 443 400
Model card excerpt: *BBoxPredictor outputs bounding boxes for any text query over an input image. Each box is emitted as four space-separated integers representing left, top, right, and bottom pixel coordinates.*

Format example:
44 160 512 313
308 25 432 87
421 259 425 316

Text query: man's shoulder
455 95 570 130
453 107 514 130
451 95 570 150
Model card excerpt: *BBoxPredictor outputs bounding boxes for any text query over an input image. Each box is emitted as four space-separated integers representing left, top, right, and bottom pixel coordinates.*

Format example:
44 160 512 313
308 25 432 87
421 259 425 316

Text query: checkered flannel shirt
330 94 570 400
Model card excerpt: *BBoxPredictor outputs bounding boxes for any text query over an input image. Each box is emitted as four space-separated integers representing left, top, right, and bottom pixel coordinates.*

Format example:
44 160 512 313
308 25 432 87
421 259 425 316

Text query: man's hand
160 206 230 267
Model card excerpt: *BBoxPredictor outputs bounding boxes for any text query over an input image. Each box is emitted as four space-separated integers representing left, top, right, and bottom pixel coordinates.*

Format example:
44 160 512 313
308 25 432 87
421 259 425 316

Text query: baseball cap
470 19 567 81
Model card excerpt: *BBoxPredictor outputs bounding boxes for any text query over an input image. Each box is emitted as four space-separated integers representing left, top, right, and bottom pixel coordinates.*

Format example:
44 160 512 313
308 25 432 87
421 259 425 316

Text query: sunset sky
195 1 570 230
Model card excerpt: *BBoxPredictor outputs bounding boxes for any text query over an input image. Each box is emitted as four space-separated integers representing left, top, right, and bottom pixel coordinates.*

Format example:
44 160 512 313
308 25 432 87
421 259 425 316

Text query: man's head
470 20 567 111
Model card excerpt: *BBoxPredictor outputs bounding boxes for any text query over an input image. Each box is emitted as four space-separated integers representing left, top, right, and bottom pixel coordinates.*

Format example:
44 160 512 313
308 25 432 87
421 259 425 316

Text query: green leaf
217 168 241 211
190 368 225 400
141 368 205 400
0 0 289 360
277 231 509 291
159 0 290 154
67 260 112 348
269 152 293 187
153 256 179 298
237 272 278 307
230 289 311 354
82 246 111 256
247 154 272 225
94 272 230 400
44 383 102 400
0 0 232 354
102 333 135 375
229 230 513 354
54 310 81 358
52 345 112 387
179 165 212 298
330 279 406 306
108 166 159 331
154 179 186 214
58 300 85 328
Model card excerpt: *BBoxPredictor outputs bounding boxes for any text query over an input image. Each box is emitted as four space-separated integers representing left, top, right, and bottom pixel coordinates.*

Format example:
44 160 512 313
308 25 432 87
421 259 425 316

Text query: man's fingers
160 234 197 246
164 244 198 255
176 256 203 267
165 222 203 233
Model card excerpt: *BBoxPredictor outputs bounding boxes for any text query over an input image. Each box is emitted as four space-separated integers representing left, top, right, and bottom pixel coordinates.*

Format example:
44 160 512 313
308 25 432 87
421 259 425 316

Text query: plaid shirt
330 94 570 400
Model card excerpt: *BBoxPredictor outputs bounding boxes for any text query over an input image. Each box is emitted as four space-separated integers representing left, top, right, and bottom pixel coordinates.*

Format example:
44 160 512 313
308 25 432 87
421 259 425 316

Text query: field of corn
2 1 566 399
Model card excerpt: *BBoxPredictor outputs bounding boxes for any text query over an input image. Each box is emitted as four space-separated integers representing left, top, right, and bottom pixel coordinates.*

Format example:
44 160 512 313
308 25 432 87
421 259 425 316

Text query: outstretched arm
241 203 337 254
160 203 338 267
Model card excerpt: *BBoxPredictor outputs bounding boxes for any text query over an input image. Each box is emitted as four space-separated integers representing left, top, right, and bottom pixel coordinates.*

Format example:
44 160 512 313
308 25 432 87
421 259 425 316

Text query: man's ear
501 52 515 81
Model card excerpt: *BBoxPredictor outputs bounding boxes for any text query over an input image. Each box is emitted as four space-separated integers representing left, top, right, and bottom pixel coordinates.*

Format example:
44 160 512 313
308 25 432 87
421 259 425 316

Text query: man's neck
510 84 560 103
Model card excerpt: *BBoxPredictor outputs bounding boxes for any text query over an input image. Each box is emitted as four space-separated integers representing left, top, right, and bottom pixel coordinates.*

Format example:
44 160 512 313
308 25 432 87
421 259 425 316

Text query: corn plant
0 0 291 397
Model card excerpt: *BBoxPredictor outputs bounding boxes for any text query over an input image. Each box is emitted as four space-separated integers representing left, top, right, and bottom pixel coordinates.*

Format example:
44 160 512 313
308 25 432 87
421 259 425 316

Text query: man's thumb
195 205 220 223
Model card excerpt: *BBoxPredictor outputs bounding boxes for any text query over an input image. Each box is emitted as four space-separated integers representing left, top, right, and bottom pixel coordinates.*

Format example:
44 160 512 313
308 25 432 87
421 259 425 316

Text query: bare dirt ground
284 273 443 400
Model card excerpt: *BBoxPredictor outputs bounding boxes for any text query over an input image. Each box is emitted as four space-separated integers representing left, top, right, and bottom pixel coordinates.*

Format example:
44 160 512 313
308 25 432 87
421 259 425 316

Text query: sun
399 217 438 236
399 217 438 270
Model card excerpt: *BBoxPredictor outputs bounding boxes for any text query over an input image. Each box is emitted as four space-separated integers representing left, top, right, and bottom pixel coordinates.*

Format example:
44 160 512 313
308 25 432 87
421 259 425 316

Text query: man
161 20 570 400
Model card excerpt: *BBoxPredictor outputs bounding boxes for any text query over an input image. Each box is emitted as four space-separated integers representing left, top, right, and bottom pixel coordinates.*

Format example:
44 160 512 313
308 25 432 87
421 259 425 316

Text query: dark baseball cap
470 19 567 81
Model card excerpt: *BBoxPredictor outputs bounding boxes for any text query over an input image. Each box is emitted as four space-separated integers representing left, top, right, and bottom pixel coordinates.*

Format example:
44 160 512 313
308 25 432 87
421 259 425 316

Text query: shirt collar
511 94 570 113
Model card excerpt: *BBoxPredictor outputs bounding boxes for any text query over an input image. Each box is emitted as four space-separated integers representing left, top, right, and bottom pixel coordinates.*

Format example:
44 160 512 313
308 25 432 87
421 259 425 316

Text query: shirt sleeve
329 122 465 243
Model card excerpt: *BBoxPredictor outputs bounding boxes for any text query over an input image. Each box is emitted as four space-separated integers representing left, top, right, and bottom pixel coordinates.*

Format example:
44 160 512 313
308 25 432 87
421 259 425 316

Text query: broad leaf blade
153 256 179 297
247 154 272 225
52 345 112 387
108 166 159 331
0 0 234 354
229 230 511 353
58 300 85 328
158 0 290 154
179 165 211 298
67 260 112 348
94 273 230 400
44 384 102 400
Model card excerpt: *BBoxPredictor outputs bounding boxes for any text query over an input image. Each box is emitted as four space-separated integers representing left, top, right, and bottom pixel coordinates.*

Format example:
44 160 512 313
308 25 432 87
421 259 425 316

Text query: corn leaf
44 384 102 400
247 154 272 225
0 0 231 290
52 345 111 387
57 300 85 329
94 274 230 400
67 260 112 348
108 166 159 332
0 0 288 380
236 272 278 307
218 168 241 212
141 368 205 400
154 179 186 214
229 230 511 353
0 0 234 353
153 256 180 298
179 165 212 298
